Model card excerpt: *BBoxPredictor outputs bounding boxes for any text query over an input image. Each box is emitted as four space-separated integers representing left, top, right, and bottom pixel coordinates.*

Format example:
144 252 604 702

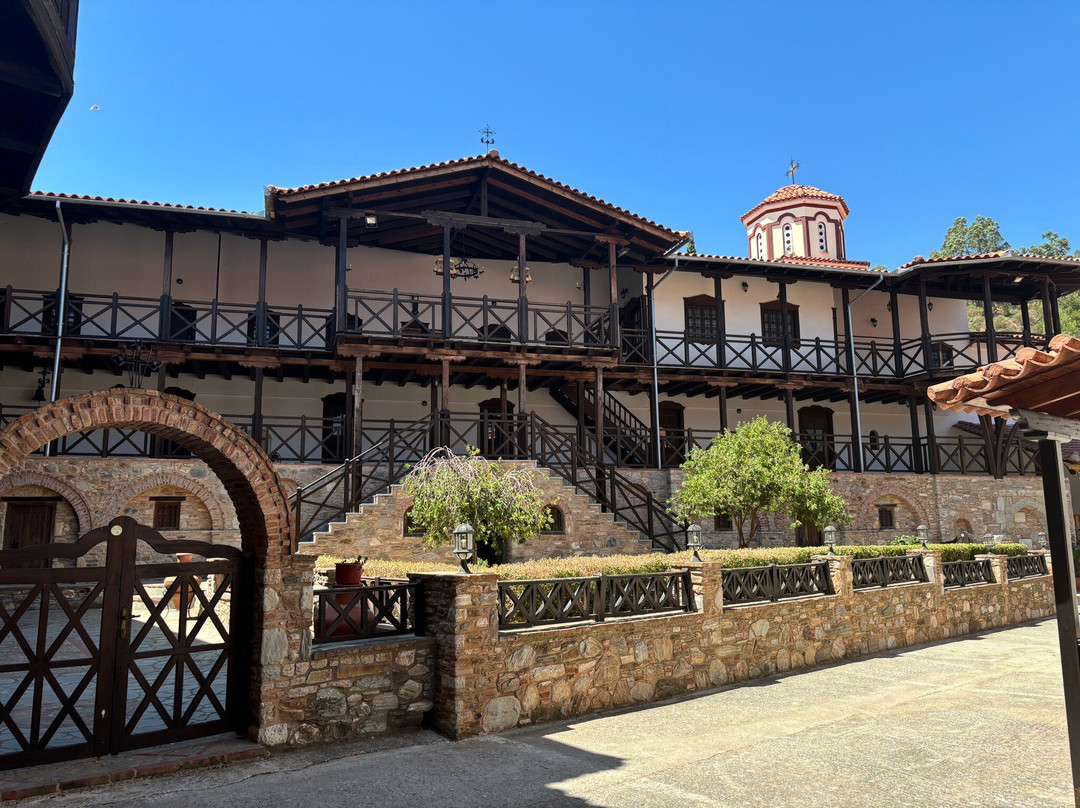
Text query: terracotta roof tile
899 250 1080 270
27 190 260 216
267 152 682 237
674 252 878 273
927 334 1080 418
741 184 850 223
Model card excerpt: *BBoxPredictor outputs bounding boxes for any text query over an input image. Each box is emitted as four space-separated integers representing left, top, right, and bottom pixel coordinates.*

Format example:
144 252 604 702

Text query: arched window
756 231 765 260
817 222 828 253
543 505 565 534
782 224 793 254
868 430 880 448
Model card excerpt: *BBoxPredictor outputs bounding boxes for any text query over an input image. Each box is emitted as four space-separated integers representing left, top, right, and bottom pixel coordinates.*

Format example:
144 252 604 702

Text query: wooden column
517 233 528 343
714 277 726 368
840 287 855 375
908 394 923 473
256 237 268 347
334 216 347 332
917 274 932 373
575 380 587 448
1021 300 1033 347
1052 287 1063 336
517 362 527 414
593 365 605 458
252 367 265 450
1042 278 1056 339
982 274 998 363
783 388 795 431
923 395 939 474
778 281 792 372
647 380 660 467
440 359 451 412
351 355 363 458
581 267 591 307
889 290 903 375
499 382 508 416
158 231 174 340
607 241 619 348
848 390 864 473
717 386 728 433
343 368 354 460
442 226 453 338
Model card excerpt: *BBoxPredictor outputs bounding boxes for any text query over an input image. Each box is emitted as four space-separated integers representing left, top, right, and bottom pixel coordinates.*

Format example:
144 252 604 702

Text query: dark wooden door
659 402 685 466
0 517 250 770
798 406 835 470
2 501 56 569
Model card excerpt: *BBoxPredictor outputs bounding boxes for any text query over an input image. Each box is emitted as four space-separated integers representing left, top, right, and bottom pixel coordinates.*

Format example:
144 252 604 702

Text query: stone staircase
296 460 653 562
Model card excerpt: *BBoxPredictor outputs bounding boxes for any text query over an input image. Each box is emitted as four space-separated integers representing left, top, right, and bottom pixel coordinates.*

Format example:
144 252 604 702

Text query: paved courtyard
16 618 1073 807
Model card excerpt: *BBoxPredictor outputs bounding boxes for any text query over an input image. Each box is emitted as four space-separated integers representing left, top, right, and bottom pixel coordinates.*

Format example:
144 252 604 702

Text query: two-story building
2 150 1078 555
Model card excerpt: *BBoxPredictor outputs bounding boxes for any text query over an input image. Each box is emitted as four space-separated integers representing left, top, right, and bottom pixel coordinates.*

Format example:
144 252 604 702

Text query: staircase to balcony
549 384 652 467
290 411 687 554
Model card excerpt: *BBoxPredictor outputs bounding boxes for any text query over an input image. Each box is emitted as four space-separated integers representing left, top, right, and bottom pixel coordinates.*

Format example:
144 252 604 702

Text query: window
868 430 880 449
817 222 828 253
756 231 766 260
782 224 793 254
403 510 423 536
153 500 181 531
760 300 800 347
684 295 718 341
714 513 733 532
877 505 896 530
543 505 565 534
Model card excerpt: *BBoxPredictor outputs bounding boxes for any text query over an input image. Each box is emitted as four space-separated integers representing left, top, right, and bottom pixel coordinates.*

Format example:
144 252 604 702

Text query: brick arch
99 472 230 531
0 470 94 534
854 482 931 532
0 389 291 555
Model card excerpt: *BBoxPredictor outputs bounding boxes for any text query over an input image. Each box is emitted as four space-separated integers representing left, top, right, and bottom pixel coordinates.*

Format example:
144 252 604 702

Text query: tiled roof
27 190 261 216
673 252 879 273
927 334 1080 419
741 184 850 223
268 151 682 237
898 250 1080 270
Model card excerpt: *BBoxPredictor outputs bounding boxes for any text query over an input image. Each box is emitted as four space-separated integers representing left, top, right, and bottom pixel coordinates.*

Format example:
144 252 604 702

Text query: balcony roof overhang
638 254 885 287
266 152 688 265
890 253 1080 301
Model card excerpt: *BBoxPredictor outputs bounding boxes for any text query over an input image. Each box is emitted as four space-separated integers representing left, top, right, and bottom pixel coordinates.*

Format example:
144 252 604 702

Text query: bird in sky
89 104 100 111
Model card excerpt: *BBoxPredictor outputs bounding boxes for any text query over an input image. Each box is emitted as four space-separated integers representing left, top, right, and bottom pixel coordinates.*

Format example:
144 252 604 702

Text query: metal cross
785 158 801 185
479 126 496 147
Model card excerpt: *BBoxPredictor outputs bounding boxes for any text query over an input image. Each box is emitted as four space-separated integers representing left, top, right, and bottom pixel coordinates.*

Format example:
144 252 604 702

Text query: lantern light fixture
453 523 475 573
686 523 703 562
823 524 838 554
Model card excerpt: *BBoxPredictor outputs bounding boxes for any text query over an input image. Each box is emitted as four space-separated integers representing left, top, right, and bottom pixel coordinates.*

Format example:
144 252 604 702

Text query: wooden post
1021 299 1033 347
517 233 528 343
517 362 527 414
923 395 939 474
889 290 903 375
582 267 591 307
352 355 363 458
982 274 998 363
1042 278 1056 339
783 388 795 431
840 287 855 375
918 274 932 373
252 367 264 451
442 226 452 338
440 358 450 412
908 394 923 473
778 281 792 372
158 230 174 340
718 386 728 433
256 237 268 348
648 380 660 467
499 382 507 416
594 365 605 458
343 367 353 460
714 277 726 368
849 390 864 473
335 216 347 333
608 241 619 349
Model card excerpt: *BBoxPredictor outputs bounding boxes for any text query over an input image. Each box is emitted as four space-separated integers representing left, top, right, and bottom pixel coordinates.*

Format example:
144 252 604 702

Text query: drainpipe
649 261 675 469
844 274 885 470
45 201 71 457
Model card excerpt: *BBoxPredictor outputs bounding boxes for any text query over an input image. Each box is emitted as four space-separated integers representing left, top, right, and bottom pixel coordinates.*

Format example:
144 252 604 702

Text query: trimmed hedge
890 542 1030 562
693 544 908 569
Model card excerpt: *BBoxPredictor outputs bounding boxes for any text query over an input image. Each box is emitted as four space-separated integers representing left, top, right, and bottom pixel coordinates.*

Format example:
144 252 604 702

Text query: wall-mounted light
927 301 934 311
31 367 51 403
870 317 879 328
886 301 893 312
364 214 378 228
741 282 749 293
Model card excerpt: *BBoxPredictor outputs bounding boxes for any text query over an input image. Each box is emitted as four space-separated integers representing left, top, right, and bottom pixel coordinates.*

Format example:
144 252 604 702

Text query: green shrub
888 535 922 546
989 543 1028 557
693 544 906 569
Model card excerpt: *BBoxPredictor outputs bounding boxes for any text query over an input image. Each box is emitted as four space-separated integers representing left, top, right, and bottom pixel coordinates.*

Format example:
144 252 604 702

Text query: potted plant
325 556 370 638
334 555 368 587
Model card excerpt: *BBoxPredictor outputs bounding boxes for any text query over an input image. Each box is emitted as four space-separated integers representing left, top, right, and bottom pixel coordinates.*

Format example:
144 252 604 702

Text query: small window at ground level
403 511 423 536
714 513 733 532
877 505 896 530
543 505 565 534
153 501 181 531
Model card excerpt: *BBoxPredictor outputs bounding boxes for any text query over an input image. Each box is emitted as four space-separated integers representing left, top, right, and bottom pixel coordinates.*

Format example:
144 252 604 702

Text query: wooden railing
1006 554 1049 580
497 570 695 628
851 555 928 589
941 559 994 588
721 562 833 605
313 581 422 643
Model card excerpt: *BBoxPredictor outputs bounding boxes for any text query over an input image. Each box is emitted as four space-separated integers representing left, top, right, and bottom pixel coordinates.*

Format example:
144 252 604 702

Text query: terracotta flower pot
335 562 365 587
326 562 371 638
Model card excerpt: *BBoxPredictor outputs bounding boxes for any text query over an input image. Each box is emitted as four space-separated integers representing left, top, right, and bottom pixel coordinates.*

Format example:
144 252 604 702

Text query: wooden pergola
928 334 1080 807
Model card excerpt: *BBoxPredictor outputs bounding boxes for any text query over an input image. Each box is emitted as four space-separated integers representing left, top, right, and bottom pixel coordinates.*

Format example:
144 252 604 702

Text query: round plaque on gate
110 525 123 535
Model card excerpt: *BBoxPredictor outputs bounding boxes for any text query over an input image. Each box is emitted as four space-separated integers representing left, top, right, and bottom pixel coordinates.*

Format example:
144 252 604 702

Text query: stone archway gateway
0 389 294 767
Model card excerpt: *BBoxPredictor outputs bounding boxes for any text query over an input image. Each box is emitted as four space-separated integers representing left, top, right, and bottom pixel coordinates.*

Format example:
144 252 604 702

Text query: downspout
650 260 675 469
46 201 71 456
844 273 885 469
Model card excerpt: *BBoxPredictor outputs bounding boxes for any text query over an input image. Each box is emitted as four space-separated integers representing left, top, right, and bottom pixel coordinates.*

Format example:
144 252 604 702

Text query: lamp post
1035 530 1048 549
453 523 475 573
917 524 930 548
686 523 703 562
823 524 838 555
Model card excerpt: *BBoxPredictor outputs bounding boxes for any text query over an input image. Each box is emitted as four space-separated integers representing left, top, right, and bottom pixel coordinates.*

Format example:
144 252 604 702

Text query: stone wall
415 552 1054 739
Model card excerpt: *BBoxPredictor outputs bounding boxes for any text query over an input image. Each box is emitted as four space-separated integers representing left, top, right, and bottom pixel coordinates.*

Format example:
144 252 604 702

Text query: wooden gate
0 516 251 770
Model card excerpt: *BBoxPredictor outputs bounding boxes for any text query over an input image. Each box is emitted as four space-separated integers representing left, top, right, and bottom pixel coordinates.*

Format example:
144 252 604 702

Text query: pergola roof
891 252 1080 301
266 151 688 265
927 334 1080 422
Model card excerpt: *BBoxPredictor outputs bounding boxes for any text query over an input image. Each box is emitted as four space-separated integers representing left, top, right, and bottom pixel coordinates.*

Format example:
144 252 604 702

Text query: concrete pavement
19 618 1073 807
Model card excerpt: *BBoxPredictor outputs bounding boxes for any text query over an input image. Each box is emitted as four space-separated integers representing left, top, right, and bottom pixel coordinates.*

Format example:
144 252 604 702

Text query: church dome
741 183 850 261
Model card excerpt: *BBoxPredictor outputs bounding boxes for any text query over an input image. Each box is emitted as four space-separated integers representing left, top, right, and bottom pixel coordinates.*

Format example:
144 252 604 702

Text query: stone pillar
816 553 853 597
978 553 1010 628
684 560 724 615
408 571 499 739
914 548 945 594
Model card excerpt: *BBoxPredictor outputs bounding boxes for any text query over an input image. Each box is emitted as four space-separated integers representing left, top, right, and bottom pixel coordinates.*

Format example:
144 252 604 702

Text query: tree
667 416 849 549
929 216 1009 258
1022 231 1079 259
401 447 552 561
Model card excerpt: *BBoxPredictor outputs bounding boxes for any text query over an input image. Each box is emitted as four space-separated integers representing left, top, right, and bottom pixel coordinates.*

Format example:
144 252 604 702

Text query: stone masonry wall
418 552 1054 738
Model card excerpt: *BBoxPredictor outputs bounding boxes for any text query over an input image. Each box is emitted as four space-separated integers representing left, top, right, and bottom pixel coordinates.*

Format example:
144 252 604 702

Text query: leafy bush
989 543 1029 557
693 544 906 569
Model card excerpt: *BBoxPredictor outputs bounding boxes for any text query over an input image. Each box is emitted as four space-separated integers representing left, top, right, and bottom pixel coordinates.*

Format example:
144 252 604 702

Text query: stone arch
0 389 291 555
854 482 931 533
0 470 94 534
99 471 230 531
1010 501 1044 535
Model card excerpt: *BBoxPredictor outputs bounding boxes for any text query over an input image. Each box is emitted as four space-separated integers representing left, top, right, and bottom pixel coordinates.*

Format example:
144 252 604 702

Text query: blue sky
33 1 1080 270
